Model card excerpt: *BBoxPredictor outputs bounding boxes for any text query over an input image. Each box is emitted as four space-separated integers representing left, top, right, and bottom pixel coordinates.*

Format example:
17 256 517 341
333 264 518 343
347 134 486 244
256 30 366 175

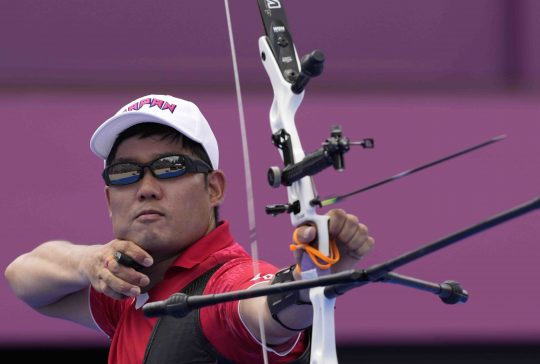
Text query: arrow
313 134 507 207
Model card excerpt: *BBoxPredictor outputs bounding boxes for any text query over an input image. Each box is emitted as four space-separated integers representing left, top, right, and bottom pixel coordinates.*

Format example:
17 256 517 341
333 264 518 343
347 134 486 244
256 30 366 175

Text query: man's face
105 135 222 262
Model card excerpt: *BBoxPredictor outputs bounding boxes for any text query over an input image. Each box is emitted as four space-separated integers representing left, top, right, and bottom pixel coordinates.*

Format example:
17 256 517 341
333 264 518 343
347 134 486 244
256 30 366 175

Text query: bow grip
296 211 332 275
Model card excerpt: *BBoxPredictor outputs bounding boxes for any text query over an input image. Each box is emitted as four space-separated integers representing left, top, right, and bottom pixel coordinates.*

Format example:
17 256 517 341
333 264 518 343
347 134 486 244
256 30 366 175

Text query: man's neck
140 219 218 293
140 254 179 293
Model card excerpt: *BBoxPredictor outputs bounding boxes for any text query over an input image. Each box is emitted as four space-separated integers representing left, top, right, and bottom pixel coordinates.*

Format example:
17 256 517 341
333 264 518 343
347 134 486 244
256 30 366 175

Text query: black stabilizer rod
380 272 468 304
143 270 360 318
143 196 538 318
324 196 540 298
142 268 461 318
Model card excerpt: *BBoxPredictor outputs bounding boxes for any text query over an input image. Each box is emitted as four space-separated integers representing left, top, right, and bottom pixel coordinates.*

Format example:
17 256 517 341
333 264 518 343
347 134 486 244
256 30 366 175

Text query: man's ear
207 170 226 207
104 186 112 218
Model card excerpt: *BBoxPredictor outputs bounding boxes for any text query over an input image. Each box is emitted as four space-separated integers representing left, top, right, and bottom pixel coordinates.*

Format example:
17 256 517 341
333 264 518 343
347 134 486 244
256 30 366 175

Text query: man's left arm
239 208 375 344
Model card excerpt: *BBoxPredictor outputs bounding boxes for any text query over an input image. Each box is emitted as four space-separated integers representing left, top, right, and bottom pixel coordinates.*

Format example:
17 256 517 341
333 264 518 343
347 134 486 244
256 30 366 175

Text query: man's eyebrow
111 152 189 164
111 157 137 164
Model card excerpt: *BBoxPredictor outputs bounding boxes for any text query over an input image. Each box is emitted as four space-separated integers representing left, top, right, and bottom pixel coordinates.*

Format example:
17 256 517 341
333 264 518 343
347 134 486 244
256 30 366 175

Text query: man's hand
239 209 374 342
81 239 153 300
294 208 374 274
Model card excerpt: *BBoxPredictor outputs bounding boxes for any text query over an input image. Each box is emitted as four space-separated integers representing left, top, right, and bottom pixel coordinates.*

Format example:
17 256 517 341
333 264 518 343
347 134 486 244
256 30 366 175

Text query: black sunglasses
103 154 213 186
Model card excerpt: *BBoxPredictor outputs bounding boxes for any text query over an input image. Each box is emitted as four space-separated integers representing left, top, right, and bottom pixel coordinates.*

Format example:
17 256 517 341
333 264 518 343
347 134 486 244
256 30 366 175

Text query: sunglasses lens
152 156 187 179
107 163 142 185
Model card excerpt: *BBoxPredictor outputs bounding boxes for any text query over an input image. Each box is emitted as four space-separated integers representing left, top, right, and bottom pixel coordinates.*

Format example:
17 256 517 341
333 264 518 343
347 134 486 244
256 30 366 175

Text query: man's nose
136 168 163 201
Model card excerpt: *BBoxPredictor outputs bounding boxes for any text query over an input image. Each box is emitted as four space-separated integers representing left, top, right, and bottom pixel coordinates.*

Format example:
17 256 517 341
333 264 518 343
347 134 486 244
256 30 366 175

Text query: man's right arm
4 239 152 329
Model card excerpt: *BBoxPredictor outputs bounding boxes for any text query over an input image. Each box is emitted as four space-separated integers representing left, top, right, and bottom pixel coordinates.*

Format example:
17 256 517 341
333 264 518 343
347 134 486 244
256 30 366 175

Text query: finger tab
115 251 144 271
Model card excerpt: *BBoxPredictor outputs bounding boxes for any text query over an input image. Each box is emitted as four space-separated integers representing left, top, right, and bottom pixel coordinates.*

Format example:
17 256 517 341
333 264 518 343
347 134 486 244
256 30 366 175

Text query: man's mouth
135 209 165 220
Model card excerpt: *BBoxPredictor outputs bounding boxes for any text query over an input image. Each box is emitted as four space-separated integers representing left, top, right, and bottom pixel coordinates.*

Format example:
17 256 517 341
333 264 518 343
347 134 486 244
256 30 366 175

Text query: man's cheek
111 214 129 236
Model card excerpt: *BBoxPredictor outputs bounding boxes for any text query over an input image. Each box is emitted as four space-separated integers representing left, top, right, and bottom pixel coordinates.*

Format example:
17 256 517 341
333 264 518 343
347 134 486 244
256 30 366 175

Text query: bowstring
223 1 269 363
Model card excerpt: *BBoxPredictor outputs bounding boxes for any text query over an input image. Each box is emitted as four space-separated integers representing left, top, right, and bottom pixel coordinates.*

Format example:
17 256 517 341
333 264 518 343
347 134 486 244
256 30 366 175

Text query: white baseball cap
90 94 219 169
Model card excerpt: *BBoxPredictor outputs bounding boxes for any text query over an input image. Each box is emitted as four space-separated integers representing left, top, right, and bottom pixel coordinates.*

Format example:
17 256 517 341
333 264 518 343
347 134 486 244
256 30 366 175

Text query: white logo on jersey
250 273 274 281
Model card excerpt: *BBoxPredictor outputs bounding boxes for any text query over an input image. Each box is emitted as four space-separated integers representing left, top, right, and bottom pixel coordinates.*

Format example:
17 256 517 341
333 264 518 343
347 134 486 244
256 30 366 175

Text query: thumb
292 226 318 272
295 225 317 243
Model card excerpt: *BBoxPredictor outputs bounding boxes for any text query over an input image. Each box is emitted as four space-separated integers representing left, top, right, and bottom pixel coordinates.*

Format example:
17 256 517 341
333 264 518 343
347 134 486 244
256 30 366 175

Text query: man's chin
116 228 180 258
121 230 166 249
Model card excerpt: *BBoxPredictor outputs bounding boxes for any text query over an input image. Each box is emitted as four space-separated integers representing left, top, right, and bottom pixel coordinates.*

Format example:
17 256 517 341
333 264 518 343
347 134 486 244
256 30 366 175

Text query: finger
98 265 143 297
105 257 150 287
292 247 304 263
340 223 370 258
110 239 154 268
348 236 375 259
104 256 115 269
96 279 127 300
329 211 364 245
347 222 369 246
327 209 348 238
295 225 317 243
115 251 144 271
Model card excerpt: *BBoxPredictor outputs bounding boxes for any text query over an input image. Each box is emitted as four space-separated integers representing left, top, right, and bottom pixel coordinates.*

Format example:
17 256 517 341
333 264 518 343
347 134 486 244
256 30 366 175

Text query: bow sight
266 126 374 215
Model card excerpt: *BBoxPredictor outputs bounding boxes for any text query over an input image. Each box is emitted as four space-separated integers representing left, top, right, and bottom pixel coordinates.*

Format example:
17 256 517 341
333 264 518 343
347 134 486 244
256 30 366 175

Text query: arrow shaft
320 135 507 207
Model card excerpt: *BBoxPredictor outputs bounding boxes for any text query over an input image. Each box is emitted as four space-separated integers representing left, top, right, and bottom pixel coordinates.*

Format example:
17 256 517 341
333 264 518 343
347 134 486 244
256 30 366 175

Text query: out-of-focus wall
1 0 539 90
0 0 538 347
